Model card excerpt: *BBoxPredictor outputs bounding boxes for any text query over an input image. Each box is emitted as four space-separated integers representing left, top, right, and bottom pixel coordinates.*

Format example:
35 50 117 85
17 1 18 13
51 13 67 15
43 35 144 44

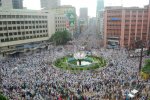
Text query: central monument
73 51 86 65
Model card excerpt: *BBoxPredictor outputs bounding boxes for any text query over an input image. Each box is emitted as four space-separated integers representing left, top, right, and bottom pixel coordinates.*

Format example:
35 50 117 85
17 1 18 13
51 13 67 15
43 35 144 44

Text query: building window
0 33 3 37
12 15 15 18
0 27 2 31
8 27 12 30
25 26 28 29
2 15 6 18
17 26 20 30
13 27 16 30
22 32 25 35
14 32 17 35
7 15 11 18
21 26 24 29
18 32 21 35
16 15 19 18
8 21 11 24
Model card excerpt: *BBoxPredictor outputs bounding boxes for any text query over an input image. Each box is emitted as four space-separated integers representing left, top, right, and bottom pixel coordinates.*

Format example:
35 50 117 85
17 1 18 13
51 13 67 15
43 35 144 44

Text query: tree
142 59 150 74
0 94 8 100
49 30 72 45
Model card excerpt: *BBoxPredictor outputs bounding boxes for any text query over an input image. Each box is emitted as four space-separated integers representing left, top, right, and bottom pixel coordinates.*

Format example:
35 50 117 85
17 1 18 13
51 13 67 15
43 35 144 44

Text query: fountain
53 51 106 71
73 51 86 65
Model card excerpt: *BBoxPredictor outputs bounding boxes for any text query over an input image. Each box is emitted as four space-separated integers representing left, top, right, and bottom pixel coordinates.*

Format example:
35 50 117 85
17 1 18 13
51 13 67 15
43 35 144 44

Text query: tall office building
104 5 150 48
80 8 88 19
0 0 13 9
79 8 88 33
96 0 104 12
0 0 23 9
12 0 23 9
96 0 104 36
40 0 60 10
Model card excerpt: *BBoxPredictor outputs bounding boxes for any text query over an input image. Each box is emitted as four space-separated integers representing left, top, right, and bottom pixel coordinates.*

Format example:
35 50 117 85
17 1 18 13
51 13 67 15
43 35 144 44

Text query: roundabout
53 51 107 71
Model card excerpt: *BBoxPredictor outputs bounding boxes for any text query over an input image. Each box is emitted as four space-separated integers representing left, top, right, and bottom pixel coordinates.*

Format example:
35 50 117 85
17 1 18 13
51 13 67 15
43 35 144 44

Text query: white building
40 0 60 10
0 0 13 9
54 14 67 32
0 9 55 55
96 10 104 37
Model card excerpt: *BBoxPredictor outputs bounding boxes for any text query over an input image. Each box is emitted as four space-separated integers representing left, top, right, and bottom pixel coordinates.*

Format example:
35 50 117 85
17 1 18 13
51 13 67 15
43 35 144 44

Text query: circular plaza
53 51 107 71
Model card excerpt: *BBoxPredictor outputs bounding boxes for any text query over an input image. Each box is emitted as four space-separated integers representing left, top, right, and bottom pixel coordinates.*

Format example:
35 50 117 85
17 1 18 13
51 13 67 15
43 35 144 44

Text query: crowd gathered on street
0 44 150 100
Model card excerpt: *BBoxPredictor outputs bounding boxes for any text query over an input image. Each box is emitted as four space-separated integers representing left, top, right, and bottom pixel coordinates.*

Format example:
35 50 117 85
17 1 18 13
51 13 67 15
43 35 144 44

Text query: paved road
73 23 102 50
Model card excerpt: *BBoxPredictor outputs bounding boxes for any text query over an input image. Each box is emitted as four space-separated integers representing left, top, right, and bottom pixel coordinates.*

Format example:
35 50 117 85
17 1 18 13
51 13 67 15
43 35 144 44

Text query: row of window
0 30 48 37
55 21 66 23
55 17 65 20
55 28 66 32
125 20 148 22
1 34 48 42
0 25 48 31
0 21 47 25
55 24 66 27
0 15 47 19
107 10 147 14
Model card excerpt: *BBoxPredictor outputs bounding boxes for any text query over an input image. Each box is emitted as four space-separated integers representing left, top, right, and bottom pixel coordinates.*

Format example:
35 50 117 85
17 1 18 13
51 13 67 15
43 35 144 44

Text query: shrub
54 55 106 71
0 94 8 100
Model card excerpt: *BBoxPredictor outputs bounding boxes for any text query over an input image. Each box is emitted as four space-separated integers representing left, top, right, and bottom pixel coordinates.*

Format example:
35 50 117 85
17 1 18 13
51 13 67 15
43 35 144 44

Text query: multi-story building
12 0 23 9
104 5 150 48
40 0 60 10
80 8 88 19
97 10 104 37
0 9 55 55
0 0 13 9
54 14 67 32
96 0 104 37
79 8 88 33
96 0 104 12
51 5 77 35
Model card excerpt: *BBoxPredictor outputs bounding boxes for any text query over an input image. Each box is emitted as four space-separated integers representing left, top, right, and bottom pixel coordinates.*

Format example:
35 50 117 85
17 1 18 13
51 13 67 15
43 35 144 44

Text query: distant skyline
23 0 149 17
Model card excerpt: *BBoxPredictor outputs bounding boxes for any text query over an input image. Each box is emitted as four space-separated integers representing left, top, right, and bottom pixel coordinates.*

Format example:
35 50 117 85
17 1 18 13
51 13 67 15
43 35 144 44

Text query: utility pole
0 66 2 93
135 40 144 73
139 46 143 72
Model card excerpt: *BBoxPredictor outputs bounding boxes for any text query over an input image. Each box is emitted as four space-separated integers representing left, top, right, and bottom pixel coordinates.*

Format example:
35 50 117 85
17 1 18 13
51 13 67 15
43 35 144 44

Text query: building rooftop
0 9 51 14
105 5 149 10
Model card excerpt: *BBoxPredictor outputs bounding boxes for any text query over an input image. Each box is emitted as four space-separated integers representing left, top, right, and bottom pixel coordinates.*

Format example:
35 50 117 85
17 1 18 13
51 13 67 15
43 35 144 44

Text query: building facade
96 0 104 37
54 14 66 32
80 8 88 19
12 0 23 9
79 8 88 33
51 5 77 35
40 0 60 10
96 10 104 37
96 0 104 12
0 0 13 9
0 9 55 55
104 5 150 48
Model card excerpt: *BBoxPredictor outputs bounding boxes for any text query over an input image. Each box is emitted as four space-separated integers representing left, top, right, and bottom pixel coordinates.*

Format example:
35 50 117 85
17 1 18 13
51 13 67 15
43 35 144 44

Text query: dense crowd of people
0 45 150 100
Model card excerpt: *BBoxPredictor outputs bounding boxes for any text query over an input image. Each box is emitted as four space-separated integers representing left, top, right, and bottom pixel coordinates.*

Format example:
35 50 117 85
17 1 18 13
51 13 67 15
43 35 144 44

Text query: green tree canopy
0 94 8 100
142 59 150 74
49 30 72 45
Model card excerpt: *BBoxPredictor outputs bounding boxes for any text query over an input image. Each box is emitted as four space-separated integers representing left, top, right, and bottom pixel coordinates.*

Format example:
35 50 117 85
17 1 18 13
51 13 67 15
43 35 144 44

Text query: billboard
65 9 76 27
